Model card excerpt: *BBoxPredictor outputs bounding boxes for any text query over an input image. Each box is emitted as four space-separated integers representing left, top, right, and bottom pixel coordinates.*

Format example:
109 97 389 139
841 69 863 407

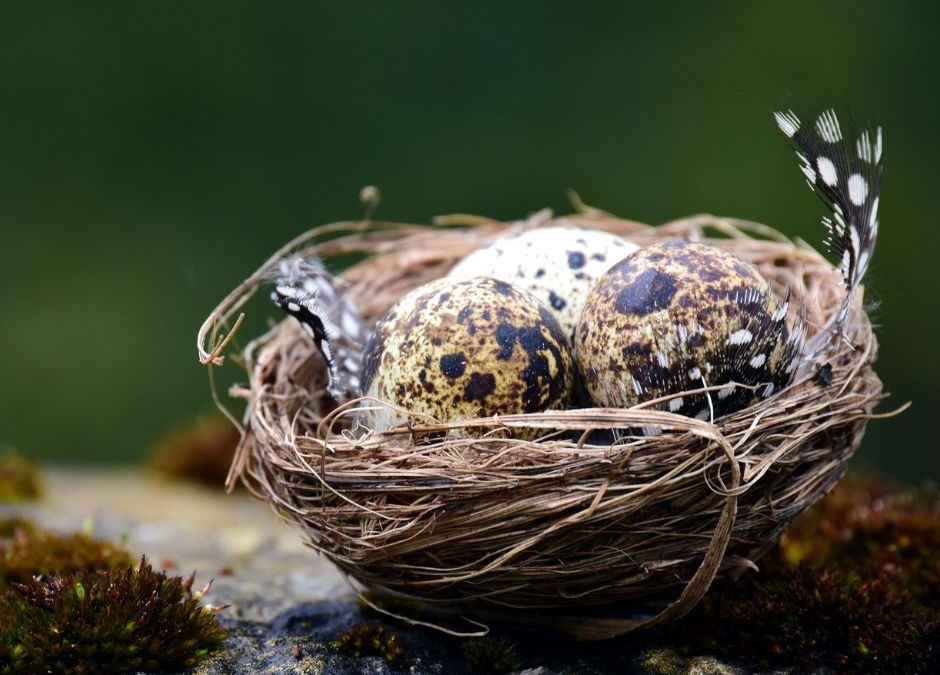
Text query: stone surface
4 468 769 675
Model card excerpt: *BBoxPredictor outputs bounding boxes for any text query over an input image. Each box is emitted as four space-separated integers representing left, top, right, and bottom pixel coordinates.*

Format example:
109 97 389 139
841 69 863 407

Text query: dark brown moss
0 557 226 674
669 475 940 674
779 475 940 606
148 413 240 488
333 623 409 669
462 636 522 674
0 452 41 502
676 563 937 673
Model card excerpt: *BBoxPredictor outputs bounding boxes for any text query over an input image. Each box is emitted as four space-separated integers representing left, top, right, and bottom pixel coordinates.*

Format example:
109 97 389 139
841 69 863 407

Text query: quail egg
575 240 803 420
448 226 639 338
360 276 575 435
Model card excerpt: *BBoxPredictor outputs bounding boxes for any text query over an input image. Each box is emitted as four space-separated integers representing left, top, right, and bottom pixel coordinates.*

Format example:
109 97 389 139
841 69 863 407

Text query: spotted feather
774 108 882 326
269 253 367 402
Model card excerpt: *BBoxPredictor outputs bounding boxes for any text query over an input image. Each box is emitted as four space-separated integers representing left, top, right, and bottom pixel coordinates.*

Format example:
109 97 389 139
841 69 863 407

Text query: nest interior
199 211 885 639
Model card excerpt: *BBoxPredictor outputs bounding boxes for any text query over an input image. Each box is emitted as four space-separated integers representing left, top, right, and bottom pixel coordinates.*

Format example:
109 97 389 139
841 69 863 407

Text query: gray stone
10 469 762 675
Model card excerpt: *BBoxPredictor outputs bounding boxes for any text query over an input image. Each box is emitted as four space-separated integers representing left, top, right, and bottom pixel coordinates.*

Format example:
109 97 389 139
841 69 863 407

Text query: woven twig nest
198 211 885 640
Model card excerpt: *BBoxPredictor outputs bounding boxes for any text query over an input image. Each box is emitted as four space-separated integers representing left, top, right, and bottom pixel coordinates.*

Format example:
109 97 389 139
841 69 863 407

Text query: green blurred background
1 2 936 482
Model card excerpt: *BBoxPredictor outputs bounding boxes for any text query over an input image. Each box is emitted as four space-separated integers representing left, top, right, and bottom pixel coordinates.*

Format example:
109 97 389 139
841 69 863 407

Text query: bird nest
197 210 886 640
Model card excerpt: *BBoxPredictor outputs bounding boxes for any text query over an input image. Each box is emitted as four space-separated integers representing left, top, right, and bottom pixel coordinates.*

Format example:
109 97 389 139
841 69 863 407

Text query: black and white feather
774 108 882 328
269 254 368 402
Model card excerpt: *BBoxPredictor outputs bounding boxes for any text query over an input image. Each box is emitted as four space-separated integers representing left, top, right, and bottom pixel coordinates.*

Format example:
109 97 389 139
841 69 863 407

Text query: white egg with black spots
448 226 639 338
575 240 804 421
360 276 575 436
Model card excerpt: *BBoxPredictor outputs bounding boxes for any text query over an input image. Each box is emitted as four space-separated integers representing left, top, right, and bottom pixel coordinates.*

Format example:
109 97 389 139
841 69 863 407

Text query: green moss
640 648 686 675
462 636 522 674
0 518 37 540
0 453 41 502
333 623 409 669
148 413 240 488
0 558 226 674
669 475 940 674
0 530 134 587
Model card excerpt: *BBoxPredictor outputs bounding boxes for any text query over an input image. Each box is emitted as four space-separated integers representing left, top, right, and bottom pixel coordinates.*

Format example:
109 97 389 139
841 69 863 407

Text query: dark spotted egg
575 240 804 421
448 226 639 338
360 276 575 435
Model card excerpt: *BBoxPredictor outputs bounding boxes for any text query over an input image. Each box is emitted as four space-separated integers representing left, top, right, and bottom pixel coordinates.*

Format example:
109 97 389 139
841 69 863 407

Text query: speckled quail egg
360 276 575 435
447 226 639 338
575 240 803 421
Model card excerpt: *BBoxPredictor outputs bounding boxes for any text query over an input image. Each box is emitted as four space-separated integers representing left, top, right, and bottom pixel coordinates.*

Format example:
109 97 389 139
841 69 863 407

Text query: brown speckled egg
447 226 639 339
360 276 575 435
575 240 804 420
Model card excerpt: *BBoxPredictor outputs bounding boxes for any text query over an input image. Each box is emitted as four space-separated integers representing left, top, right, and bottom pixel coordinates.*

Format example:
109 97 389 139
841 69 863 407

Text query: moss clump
0 525 225 673
148 413 240 488
0 518 37 540
0 453 41 502
0 530 134 587
670 475 940 674
462 636 522 674
780 475 940 605
0 558 226 674
679 563 937 673
333 623 409 669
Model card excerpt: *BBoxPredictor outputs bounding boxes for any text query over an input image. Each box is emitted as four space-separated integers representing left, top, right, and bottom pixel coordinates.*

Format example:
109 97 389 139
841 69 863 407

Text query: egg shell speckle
360 276 575 436
575 240 801 420
447 226 639 338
